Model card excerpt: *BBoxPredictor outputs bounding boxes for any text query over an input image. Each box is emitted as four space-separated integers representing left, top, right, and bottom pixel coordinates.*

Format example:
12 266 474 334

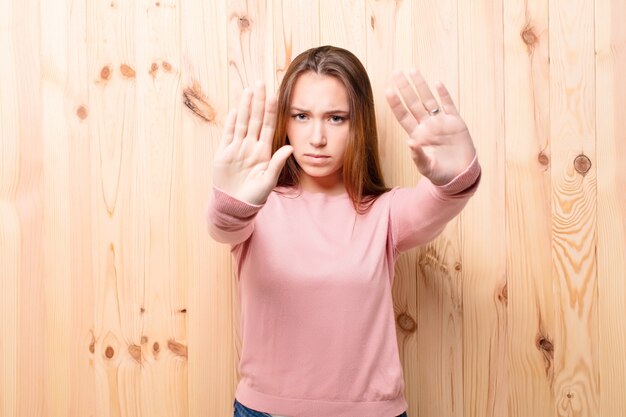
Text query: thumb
266 145 294 180
409 140 430 174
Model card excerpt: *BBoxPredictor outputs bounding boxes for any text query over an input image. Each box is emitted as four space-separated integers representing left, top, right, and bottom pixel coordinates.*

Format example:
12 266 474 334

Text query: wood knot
76 105 88 120
538 151 550 166
179 308 187 313
128 344 142 363
370 15 375 30
140 335 148 344
183 84 216 122
120 64 136 78
89 340 95 354
574 154 591 175
140 307 145 313
454 262 462 272
238 16 250 30
100 65 112 80
153 342 160 353
149 62 159 77
396 312 416 333
110 1 116 8
498 283 508 304
162 61 172 72
521 27 538 46
566 392 574 399
104 346 115 359
168 340 188 358
536 335 554 353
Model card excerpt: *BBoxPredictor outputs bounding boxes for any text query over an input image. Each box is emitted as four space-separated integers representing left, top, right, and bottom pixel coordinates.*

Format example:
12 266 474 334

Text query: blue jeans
234 398 408 417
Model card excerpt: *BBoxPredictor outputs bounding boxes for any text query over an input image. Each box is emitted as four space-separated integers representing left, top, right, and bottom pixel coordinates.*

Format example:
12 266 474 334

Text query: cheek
335 129 350 154
285 124 302 146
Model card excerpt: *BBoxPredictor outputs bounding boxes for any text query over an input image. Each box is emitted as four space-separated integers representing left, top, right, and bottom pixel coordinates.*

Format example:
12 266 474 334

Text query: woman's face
286 71 350 194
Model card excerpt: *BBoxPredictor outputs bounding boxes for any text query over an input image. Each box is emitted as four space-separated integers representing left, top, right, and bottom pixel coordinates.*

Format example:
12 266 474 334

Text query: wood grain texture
0 1 19 416
319 0 366 64
274 0 319 88
63 0 97 415
458 1 508 417
6 0 48 416
180 0 232 415
1 1 626 416
40 0 75 415
228 0 275 94
596 1 626 416
503 1 555 416
88 0 144 415
136 0 187 416
549 0 599 416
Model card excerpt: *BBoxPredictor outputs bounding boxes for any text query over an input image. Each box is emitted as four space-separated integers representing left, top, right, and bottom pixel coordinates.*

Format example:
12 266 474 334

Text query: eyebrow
290 107 350 115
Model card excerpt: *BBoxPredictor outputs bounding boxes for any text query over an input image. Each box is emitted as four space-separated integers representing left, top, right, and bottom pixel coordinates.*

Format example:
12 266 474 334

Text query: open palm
213 81 293 205
385 70 476 186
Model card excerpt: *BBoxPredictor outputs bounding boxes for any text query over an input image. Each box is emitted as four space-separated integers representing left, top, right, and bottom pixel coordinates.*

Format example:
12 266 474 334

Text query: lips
304 154 330 158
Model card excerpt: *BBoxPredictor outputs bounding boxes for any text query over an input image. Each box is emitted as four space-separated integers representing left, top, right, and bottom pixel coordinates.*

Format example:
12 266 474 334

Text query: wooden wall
1 0 625 416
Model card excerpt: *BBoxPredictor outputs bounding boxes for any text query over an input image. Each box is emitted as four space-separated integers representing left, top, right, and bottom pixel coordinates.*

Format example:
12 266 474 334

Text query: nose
309 120 326 147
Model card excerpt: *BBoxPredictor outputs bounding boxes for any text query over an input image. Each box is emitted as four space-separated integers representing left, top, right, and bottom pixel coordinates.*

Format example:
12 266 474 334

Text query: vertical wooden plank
319 0 366 63
86 0 144 415
0 1 20 416
180 0 232 415
134 0 187 416
549 0 599 415
458 1 508 416
8 0 47 416
503 0 555 416
274 0 319 87
596 0 626 415
65 1 97 415
410 2 463 417
365 0 415 414
228 0 275 94
40 0 74 414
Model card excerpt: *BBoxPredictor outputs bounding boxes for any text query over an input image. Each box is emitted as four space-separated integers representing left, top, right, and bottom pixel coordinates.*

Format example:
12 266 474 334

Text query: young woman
208 45 480 417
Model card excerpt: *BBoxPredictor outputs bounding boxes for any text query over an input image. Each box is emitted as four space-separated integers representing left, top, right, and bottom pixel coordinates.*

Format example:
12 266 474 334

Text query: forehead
290 72 349 110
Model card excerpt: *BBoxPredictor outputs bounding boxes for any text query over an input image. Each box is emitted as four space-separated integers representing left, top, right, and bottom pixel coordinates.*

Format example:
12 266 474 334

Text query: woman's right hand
212 81 293 205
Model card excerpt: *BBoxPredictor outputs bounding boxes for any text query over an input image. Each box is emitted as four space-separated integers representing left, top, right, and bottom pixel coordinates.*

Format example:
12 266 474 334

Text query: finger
217 108 238 152
259 93 278 146
246 80 266 141
408 69 440 115
391 70 428 122
435 82 459 116
385 88 418 134
266 145 293 179
233 88 253 143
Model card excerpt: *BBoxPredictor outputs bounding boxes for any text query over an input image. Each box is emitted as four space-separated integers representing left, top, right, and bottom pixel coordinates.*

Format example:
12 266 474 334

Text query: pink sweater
206 156 481 417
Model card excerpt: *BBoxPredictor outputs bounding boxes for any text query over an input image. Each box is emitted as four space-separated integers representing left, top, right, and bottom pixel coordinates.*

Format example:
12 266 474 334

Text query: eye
329 115 346 123
291 113 308 121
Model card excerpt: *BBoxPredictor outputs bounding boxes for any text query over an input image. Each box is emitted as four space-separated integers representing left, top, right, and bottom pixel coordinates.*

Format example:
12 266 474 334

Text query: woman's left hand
385 70 476 186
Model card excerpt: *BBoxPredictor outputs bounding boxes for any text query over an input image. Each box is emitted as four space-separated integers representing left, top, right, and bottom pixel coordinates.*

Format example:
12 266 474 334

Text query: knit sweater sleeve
389 154 482 254
205 185 264 245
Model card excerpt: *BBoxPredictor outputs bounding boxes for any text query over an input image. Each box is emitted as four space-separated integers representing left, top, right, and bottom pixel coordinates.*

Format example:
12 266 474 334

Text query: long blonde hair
272 45 389 214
